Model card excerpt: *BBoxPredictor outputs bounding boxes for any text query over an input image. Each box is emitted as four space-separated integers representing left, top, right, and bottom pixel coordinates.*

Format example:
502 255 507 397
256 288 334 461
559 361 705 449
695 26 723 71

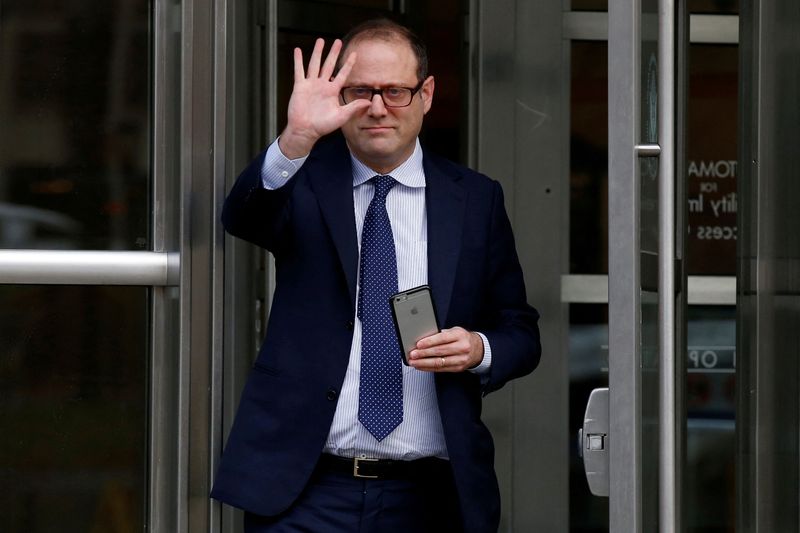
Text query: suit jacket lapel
306 139 466 321
308 139 359 314
424 154 465 326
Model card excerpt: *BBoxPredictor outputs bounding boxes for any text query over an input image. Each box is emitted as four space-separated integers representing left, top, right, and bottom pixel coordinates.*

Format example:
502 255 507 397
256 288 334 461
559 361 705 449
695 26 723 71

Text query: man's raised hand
278 38 370 159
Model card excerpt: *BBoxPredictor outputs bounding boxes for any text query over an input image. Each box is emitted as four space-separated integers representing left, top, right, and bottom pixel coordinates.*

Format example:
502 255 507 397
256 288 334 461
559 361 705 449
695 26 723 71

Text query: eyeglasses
340 80 424 108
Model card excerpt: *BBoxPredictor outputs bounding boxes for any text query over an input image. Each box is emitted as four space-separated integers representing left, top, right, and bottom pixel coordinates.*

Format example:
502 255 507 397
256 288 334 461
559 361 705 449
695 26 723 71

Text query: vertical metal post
657 0 678 531
150 0 183 531
608 0 642 530
209 0 232 532
181 0 219 530
219 2 274 532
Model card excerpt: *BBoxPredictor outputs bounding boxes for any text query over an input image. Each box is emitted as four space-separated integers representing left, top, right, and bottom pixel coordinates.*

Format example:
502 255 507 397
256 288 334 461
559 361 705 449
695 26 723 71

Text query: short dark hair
339 18 428 82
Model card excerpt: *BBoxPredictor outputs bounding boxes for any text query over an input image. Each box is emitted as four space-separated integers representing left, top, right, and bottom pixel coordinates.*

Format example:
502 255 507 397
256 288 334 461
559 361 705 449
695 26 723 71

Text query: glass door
569 2 744 531
605 0 686 530
0 1 188 531
0 1 159 531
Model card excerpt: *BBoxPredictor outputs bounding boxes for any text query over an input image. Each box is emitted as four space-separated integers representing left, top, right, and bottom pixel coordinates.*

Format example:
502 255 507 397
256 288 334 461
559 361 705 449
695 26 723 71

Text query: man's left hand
408 327 484 373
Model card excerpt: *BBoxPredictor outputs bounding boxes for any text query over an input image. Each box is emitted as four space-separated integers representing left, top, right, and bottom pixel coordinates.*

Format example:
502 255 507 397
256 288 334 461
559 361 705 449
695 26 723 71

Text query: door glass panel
0 286 148 532
570 41 608 276
569 41 609 531
686 305 736 532
684 42 738 532
687 44 738 276
577 2 739 531
688 0 738 14
571 0 608 11
0 1 151 251
639 0 660 529
572 1 739 14
311 0 393 7
569 304 609 531
0 2 153 532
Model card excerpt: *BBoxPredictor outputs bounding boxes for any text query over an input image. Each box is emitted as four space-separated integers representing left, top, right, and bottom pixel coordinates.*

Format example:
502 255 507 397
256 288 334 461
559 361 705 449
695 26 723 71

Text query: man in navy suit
211 18 541 532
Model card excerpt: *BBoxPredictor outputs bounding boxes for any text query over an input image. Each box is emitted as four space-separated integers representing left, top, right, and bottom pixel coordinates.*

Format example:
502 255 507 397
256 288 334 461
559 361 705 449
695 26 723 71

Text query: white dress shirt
260 138 491 460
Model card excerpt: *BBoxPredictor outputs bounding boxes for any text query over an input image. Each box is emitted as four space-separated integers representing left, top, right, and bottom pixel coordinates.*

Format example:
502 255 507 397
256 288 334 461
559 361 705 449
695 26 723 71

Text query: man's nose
367 93 388 116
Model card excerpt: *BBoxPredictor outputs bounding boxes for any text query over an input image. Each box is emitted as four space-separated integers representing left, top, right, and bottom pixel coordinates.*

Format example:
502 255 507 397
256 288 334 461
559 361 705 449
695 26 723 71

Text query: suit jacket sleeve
479 181 541 395
221 150 297 253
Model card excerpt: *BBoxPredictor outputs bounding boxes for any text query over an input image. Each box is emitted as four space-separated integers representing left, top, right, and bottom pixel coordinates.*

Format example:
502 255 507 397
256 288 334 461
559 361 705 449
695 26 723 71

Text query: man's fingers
293 47 305 82
411 343 462 359
340 99 371 117
333 50 357 84
416 328 460 348
320 39 342 80
407 327 482 373
295 40 351 87
411 339 469 359
410 354 470 373
306 38 325 78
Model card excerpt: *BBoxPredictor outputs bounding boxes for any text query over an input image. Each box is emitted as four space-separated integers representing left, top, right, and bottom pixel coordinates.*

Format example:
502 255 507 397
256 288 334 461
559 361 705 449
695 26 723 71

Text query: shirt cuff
261 139 309 189
468 332 492 376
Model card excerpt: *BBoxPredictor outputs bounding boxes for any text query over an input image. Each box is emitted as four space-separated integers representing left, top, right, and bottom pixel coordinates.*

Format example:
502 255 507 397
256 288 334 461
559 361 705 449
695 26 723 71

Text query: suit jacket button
345 321 354 331
327 389 338 401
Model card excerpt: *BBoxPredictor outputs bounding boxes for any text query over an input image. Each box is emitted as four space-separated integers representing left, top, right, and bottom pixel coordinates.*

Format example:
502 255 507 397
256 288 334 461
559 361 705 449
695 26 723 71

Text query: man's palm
281 38 369 157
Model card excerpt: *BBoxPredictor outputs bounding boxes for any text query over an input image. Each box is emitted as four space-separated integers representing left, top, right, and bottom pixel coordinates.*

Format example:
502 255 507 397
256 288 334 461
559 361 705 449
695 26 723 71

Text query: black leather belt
318 454 449 480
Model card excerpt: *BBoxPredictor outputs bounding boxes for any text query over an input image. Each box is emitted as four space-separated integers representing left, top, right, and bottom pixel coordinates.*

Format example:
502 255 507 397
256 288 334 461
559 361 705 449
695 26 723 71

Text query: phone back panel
390 286 440 364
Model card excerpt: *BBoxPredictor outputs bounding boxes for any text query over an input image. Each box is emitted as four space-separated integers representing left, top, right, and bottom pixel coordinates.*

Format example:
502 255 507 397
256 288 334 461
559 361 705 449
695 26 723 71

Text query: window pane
571 1 739 13
0 1 151 251
307 0 392 8
687 44 738 275
570 41 608 275
688 0 739 14
569 304 609 531
0 286 148 532
686 305 736 532
571 0 607 10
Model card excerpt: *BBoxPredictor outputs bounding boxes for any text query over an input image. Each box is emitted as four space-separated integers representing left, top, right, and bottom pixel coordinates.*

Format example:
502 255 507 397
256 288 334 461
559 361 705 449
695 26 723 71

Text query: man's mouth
363 125 394 133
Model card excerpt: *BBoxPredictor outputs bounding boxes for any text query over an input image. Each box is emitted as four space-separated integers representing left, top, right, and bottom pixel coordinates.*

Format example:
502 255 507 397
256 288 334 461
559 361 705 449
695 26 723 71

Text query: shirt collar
350 138 426 189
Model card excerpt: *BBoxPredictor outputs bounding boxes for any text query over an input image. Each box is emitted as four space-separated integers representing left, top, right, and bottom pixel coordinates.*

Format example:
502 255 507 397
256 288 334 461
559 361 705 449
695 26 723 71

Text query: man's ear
421 76 435 114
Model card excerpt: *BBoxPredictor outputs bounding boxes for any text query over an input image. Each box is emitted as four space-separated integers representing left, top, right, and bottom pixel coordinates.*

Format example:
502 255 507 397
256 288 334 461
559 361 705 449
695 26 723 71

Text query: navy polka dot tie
357 175 403 441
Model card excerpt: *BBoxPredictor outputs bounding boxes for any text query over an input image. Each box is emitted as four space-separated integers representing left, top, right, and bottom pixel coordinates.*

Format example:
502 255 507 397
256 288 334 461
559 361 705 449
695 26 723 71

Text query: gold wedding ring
439 357 446 368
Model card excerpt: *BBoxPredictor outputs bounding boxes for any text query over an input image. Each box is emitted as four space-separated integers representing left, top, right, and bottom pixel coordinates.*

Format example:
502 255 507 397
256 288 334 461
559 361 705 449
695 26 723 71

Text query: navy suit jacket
211 134 541 532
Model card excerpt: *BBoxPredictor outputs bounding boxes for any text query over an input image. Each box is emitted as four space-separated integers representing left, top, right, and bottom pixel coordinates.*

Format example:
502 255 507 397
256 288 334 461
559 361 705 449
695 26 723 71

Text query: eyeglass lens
343 87 414 107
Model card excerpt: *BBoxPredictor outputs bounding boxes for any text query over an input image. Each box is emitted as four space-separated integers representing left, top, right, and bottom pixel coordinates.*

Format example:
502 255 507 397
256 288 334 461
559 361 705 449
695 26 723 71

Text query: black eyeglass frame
340 80 425 108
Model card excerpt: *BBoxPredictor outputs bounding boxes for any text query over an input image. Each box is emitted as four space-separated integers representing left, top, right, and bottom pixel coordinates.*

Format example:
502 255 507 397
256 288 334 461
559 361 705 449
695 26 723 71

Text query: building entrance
2 1 797 531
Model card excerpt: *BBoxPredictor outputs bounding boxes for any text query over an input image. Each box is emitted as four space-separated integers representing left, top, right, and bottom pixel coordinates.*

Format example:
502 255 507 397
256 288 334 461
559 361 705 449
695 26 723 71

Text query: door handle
578 387 609 497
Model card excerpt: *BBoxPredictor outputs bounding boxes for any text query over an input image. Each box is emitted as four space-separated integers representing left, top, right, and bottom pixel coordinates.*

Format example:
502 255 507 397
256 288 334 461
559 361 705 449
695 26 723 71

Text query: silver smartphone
389 285 440 365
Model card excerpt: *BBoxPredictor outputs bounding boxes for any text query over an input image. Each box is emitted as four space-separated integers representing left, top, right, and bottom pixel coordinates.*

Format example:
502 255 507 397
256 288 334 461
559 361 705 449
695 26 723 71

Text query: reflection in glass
569 304 609 532
0 2 152 531
0 1 151 251
638 0 661 527
687 44 738 276
0 286 148 532
686 306 735 532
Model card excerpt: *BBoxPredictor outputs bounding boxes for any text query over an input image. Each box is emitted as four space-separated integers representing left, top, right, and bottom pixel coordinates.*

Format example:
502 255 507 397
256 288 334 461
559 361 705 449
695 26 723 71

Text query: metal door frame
608 0 683 530
608 0 645 527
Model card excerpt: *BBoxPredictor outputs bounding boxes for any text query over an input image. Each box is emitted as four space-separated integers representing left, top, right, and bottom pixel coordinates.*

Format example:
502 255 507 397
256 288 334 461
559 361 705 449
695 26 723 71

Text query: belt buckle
353 456 380 479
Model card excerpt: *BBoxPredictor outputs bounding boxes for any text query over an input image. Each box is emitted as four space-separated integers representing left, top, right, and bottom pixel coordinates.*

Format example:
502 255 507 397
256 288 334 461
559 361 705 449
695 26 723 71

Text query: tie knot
372 175 397 202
